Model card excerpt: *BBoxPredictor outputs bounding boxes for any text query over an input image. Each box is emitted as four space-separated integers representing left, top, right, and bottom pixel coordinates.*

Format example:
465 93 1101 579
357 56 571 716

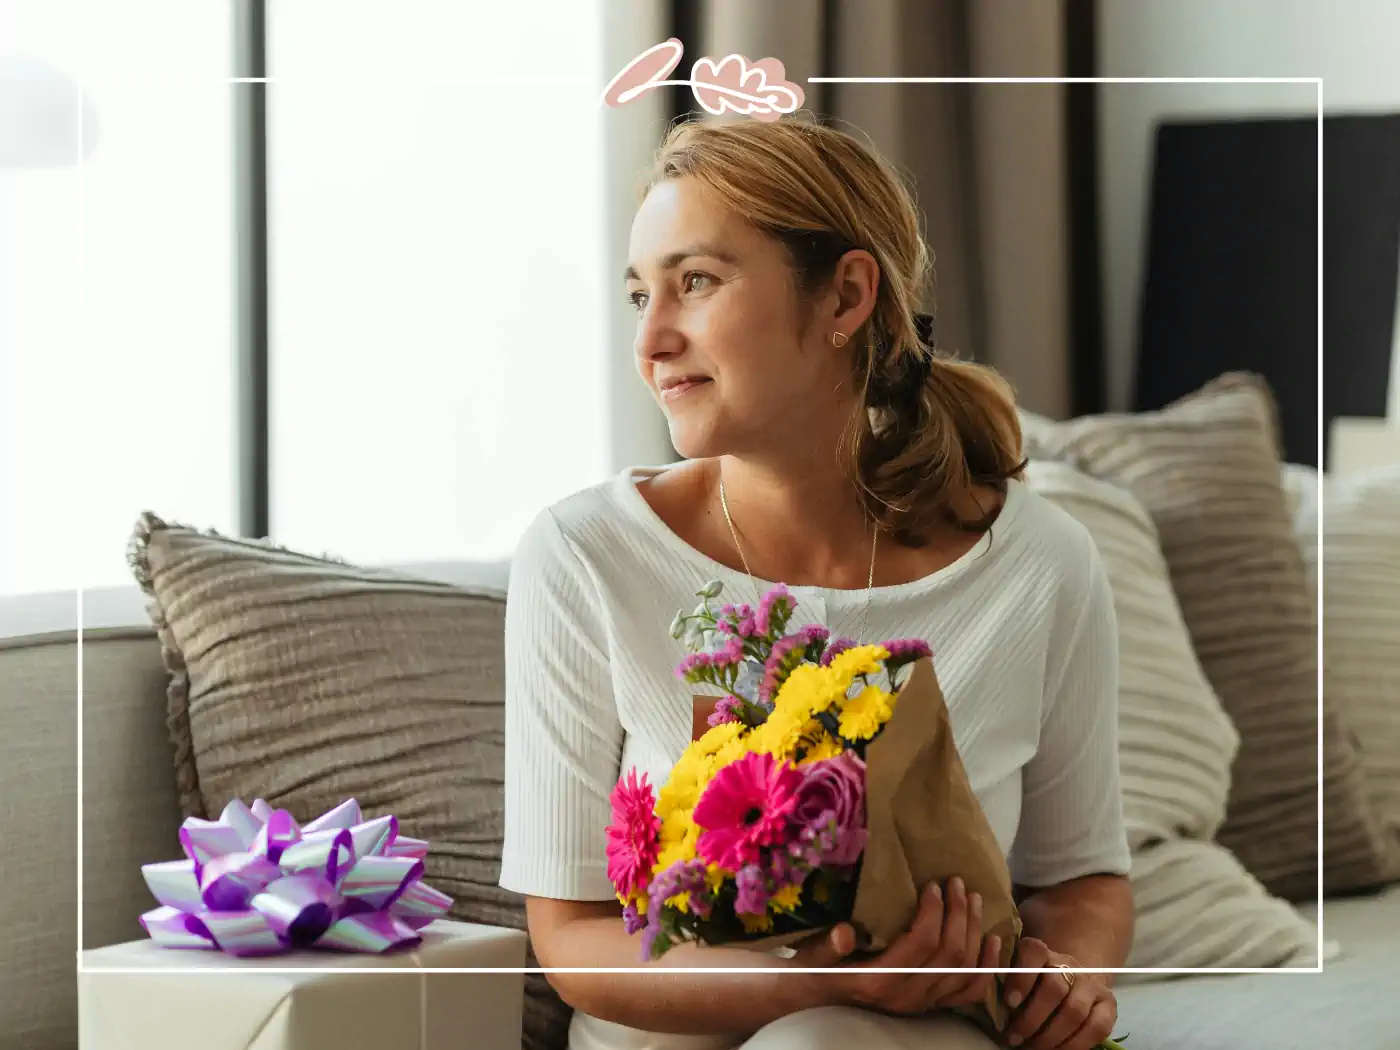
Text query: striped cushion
1026 462 1322 967
126 514 571 1050
1285 463 1400 844
1021 373 1396 899
1024 460 1239 849
1117 839 1316 972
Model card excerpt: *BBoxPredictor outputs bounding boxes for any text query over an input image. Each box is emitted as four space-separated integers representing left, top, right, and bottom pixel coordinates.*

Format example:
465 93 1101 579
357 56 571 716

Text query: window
266 0 609 565
2 0 234 594
2 0 612 595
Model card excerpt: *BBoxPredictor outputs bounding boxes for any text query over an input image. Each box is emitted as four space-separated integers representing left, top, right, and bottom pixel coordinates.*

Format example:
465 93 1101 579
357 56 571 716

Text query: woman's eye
628 289 648 312
683 272 715 293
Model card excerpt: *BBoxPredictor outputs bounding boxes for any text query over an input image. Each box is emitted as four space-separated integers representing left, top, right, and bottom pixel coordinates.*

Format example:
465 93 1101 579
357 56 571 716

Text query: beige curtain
693 0 1074 419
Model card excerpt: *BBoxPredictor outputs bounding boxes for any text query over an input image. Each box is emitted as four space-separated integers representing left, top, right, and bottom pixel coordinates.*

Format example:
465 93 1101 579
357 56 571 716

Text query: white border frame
77 75 1325 980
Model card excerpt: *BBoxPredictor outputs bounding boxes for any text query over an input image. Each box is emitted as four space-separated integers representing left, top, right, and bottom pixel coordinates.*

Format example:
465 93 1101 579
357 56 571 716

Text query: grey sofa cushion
1020 373 1398 899
1115 884 1400 1048
126 513 568 1050
0 622 180 1050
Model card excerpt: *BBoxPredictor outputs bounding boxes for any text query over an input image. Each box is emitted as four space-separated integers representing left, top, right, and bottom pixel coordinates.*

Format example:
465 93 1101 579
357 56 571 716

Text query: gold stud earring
831 332 849 348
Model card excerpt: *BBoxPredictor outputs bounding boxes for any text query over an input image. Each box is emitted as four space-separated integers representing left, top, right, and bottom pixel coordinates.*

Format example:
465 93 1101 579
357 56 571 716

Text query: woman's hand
791 876 1001 1016
1000 937 1117 1050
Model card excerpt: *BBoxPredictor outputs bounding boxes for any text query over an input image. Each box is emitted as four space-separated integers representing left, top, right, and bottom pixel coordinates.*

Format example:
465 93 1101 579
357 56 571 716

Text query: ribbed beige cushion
127 514 568 1050
1285 463 1400 844
1024 460 1238 848
1020 373 1395 900
1026 461 1319 968
1118 839 1316 974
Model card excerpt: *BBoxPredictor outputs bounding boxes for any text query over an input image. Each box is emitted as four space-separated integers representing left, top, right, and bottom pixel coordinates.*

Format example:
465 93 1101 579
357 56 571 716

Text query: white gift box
79 919 527 1050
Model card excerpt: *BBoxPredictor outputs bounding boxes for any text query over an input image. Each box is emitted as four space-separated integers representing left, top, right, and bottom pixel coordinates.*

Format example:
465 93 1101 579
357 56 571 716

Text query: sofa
3 561 1398 1050
5 375 1400 1049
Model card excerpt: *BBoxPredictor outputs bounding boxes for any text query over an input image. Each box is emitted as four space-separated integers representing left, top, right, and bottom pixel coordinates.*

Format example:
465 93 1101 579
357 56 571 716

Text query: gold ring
1057 963 1076 989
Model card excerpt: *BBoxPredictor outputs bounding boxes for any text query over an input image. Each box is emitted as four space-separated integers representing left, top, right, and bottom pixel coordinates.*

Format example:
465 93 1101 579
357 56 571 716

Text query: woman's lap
568 1007 999 1050
739 1007 998 1050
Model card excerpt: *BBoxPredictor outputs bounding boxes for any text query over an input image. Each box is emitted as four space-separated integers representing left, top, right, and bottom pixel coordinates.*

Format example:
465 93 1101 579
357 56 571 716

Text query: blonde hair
646 118 1025 547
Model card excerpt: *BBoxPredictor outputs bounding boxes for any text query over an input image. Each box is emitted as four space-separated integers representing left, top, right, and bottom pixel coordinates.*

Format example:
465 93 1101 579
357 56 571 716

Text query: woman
499 117 1133 1050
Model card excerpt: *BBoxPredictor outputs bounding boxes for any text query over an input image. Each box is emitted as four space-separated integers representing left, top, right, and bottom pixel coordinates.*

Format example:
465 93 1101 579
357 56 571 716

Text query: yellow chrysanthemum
797 732 846 765
773 664 845 723
739 911 774 934
770 883 803 913
653 824 700 884
746 710 807 760
659 805 695 847
656 750 705 818
704 862 726 893
705 735 749 782
838 683 896 741
826 644 890 684
695 719 745 757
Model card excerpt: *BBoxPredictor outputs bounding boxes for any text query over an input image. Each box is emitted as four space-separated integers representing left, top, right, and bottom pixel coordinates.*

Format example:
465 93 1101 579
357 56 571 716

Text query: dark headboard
1134 114 1400 467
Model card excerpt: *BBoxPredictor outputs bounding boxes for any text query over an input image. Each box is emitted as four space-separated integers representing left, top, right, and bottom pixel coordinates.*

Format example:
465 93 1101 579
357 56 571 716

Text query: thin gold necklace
718 475 878 643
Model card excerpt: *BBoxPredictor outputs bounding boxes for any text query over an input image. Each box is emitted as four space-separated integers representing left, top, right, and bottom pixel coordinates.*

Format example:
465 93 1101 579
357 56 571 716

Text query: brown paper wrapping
693 657 1022 1032
850 655 1021 1030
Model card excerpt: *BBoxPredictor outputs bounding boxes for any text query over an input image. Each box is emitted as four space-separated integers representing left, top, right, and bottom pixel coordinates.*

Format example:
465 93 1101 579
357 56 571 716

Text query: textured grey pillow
1019 373 1397 900
1285 463 1400 848
127 513 569 1050
1025 461 1319 970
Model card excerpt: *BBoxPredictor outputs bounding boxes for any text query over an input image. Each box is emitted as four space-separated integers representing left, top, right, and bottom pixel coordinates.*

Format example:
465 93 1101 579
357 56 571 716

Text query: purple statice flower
819 637 858 667
707 694 743 728
754 584 795 637
714 602 756 639
767 846 797 887
735 863 770 916
674 636 745 681
640 858 714 960
881 638 933 662
622 900 646 934
757 625 831 705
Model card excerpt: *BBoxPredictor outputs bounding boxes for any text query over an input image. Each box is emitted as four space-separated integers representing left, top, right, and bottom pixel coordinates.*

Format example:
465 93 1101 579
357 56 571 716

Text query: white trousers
569 1006 1000 1050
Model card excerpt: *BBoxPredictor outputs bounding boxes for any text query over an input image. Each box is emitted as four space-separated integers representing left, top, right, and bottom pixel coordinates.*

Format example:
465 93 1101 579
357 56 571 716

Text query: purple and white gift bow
139 798 453 956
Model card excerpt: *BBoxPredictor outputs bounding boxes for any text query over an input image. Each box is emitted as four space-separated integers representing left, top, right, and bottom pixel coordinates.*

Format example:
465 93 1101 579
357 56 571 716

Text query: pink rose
792 752 867 866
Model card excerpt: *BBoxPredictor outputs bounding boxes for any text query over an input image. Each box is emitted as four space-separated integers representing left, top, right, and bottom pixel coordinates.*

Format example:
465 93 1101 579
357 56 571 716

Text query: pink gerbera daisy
692 752 803 871
605 770 661 900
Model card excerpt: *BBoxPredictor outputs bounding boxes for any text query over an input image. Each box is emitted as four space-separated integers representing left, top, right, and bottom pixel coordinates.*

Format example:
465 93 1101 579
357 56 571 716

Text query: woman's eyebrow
623 243 739 281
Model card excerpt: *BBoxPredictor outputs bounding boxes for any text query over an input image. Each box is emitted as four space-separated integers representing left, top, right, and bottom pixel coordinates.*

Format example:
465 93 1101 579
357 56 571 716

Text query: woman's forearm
1015 874 1134 984
544 915 826 1035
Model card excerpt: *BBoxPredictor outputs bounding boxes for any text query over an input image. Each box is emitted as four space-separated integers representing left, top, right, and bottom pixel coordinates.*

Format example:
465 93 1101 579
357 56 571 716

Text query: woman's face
625 177 854 461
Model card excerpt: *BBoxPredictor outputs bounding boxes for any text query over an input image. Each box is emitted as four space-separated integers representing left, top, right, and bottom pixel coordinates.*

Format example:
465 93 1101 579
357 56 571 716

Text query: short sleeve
497 507 624 901
1009 549 1132 887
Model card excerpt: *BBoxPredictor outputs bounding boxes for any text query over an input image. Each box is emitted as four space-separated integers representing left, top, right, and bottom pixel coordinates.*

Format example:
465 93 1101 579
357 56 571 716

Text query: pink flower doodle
690 55 803 122
602 38 805 123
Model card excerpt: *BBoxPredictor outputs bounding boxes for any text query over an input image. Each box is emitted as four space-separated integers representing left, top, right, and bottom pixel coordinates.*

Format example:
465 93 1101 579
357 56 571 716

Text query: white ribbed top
498 464 1131 904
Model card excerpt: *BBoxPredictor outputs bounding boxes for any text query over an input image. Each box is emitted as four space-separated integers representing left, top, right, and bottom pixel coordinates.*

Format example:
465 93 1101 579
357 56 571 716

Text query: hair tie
906 312 936 387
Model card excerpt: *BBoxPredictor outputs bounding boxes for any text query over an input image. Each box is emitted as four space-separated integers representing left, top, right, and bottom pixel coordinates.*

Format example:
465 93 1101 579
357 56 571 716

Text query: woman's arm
528 898 825 1036
995 545 1135 1049
1013 874 1133 982
530 879 1002 1036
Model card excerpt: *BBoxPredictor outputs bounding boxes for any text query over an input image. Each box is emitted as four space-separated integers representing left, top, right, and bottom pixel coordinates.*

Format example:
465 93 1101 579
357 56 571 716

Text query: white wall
1098 0 1400 418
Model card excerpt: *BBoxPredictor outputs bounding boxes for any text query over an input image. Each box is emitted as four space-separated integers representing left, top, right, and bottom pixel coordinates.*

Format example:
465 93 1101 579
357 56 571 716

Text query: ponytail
846 313 1025 547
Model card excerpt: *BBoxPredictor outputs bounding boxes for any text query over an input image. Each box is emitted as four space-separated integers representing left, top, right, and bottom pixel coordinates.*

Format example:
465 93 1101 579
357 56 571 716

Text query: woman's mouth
660 378 712 403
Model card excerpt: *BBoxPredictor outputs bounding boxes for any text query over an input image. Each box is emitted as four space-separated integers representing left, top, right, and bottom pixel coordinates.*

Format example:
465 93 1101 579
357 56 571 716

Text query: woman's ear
830 249 880 334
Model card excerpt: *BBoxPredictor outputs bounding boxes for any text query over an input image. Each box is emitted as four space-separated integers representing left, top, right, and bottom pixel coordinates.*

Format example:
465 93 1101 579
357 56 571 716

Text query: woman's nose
634 301 685 363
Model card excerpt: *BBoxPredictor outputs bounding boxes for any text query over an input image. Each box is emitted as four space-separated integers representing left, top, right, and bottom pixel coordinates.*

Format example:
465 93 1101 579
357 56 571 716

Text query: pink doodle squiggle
602 38 805 123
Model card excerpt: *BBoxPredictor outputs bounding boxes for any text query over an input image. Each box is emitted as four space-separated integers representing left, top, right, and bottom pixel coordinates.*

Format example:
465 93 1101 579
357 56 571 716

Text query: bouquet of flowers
604 580 1127 1049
